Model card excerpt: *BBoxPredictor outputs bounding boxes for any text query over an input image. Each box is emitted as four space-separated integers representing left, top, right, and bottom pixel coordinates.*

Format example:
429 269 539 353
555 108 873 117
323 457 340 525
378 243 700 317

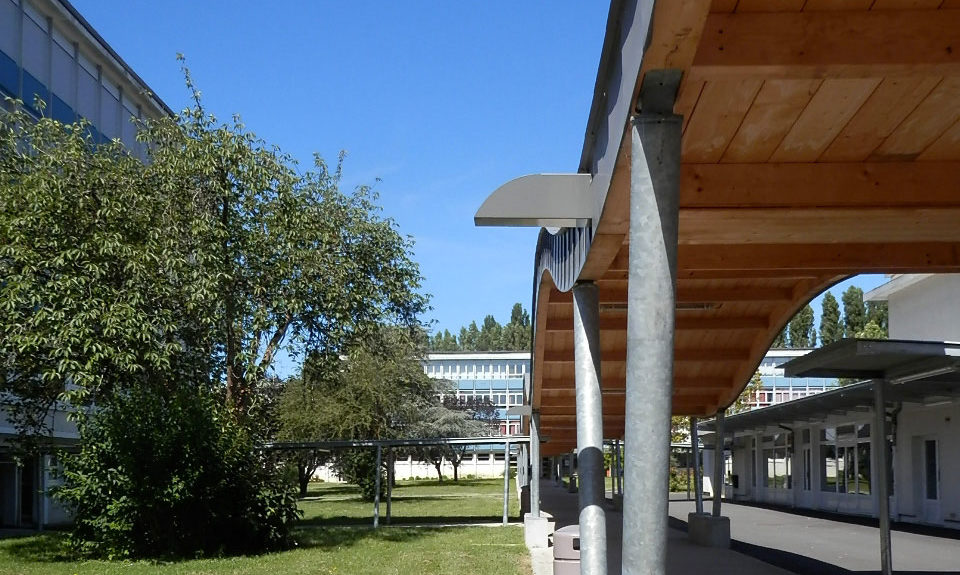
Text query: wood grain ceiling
534 0 960 455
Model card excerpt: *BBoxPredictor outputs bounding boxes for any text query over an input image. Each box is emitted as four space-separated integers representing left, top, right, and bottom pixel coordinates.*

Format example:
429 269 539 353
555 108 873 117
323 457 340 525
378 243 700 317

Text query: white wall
885 275 960 341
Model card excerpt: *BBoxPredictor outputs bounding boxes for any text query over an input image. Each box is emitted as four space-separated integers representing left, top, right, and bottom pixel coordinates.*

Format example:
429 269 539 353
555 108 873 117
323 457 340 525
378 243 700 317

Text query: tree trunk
453 462 459 482
299 465 310 498
434 461 443 483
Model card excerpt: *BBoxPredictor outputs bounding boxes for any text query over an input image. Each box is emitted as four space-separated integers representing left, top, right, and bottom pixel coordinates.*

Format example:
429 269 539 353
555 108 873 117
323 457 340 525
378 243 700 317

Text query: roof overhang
474 174 593 228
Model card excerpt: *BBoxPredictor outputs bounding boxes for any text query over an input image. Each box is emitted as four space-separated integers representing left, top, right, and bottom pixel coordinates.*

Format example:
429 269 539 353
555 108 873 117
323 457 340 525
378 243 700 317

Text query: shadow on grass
2 532 74 563
298 515 516 527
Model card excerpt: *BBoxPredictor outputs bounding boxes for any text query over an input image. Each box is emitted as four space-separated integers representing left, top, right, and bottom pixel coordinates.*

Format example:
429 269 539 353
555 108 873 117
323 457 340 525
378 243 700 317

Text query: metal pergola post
614 438 622 496
386 447 394 525
502 440 511 525
530 410 541 517
573 281 608 575
874 380 893 575
712 411 725 518
373 445 382 528
691 416 703 513
622 96 682 574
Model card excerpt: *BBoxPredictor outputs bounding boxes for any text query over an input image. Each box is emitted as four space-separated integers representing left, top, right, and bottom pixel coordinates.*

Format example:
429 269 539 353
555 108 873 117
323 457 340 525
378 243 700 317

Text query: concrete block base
523 513 550 549
687 513 730 548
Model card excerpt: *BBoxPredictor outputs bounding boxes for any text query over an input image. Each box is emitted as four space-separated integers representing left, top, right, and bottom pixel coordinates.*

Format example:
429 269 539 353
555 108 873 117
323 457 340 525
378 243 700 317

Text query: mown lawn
299 477 521 526
0 526 529 575
0 478 529 575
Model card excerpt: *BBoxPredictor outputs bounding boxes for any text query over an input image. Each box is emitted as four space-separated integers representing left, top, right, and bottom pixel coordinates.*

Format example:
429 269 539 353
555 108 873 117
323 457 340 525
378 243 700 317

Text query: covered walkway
669 500 960 574
532 482 793 575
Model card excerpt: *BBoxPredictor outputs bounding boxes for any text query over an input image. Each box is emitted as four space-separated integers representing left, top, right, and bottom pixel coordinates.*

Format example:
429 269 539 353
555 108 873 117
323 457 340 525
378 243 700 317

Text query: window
925 440 938 500
820 444 837 492
803 448 811 491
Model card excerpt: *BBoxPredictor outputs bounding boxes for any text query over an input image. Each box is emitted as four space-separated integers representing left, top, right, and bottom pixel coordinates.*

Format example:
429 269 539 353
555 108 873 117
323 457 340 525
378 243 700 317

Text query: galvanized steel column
531 410 542 517
874 380 893 575
373 445 382 528
712 411 725 518
623 110 682 575
386 447 394 525
691 417 703 514
573 280 607 575
503 440 511 525
614 438 622 496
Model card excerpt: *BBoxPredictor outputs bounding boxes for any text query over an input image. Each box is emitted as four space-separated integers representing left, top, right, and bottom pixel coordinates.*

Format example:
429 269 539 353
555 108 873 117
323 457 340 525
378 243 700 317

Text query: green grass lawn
0 526 529 575
300 477 521 526
0 478 529 575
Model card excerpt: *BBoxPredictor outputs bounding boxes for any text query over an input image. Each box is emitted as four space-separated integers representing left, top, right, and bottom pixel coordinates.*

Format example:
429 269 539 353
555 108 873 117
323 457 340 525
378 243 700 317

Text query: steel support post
712 411 725 518
503 441 511 525
573 281 607 575
531 411 541 517
622 111 682 575
874 380 893 575
691 417 703 513
373 445 382 528
386 447 394 525
613 439 622 496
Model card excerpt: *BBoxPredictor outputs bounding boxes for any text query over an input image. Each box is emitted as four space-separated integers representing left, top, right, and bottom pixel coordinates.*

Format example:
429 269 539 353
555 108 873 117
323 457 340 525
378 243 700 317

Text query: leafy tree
275 376 329 497
842 286 867 338
410 401 488 482
476 315 503 351
866 301 889 337
788 305 816 348
500 303 532 351
857 320 887 340
771 328 788 348
462 321 481 350
728 371 764 415
431 329 460 351
819 291 843 346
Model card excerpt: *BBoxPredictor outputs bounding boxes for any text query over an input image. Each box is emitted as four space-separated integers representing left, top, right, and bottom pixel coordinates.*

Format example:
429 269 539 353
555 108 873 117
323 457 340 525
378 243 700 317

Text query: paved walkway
669 500 960 574
534 482 793 575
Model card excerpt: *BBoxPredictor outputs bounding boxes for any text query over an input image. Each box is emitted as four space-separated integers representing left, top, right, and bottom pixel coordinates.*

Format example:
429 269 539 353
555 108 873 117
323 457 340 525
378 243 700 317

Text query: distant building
865 274 960 342
748 349 839 410
1 0 171 529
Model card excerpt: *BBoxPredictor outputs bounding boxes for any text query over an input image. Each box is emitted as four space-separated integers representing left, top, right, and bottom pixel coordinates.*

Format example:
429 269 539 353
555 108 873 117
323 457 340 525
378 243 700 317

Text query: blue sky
72 1 886 371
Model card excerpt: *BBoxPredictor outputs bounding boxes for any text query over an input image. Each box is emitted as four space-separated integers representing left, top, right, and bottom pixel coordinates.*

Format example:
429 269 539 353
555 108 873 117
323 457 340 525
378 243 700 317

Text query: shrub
332 449 385 501
55 385 301 559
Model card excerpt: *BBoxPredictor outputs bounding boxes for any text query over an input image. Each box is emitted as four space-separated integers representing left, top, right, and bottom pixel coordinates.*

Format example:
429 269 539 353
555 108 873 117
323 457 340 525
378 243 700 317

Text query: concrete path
670 500 960 574
533 481 793 575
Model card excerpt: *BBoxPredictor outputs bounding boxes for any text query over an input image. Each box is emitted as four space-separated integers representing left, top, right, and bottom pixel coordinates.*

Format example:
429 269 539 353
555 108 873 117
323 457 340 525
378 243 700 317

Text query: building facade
748 349 839 410
1 0 171 529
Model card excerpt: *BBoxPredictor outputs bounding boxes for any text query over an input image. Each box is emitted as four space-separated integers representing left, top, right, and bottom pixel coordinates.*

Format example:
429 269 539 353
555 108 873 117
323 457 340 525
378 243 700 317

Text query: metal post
573 281 608 575
623 106 682 574
691 416 703 514
502 440 511 525
686 452 692 501
373 445 382 528
874 380 893 575
712 411 725 518
386 447 394 525
531 411 541 517
613 438 622 496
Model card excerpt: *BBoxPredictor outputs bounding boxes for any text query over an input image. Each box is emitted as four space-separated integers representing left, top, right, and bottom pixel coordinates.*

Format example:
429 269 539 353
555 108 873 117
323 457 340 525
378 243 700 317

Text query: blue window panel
491 381 508 391
0 50 16 98
507 380 524 390
52 94 74 124
458 381 473 391
22 70 48 115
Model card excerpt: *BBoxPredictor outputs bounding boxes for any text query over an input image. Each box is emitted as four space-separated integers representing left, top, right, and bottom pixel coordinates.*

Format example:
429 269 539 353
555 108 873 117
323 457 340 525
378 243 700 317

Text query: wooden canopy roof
527 0 960 455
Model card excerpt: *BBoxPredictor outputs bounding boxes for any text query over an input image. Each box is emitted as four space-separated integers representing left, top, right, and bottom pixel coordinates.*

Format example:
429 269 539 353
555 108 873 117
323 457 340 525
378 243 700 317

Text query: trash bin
554 524 580 575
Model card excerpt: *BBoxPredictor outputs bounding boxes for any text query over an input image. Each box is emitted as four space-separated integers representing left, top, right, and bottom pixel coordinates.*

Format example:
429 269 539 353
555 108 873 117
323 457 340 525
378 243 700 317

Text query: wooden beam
680 208 960 245
691 10 960 80
544 347 750 363
680 162 960 209
677 286 793 302
679 242 960 273
546 314 769 331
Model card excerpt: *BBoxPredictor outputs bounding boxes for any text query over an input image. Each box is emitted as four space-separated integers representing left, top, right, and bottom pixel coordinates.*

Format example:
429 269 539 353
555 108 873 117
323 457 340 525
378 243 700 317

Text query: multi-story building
424 352 528 436
1 0 171 529
748 349 839 410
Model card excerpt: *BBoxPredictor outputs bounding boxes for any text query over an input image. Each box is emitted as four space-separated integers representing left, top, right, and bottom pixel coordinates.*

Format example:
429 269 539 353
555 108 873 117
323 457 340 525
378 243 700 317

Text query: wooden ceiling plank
692 11 960 79
769 78 881 162
675 315 770 330
681 79 764 163
871 77 960 159
821 76 942 161
677 286 793 302
918 118 960 160
721 79 822 162
736 0 808 12
871 0 943 8
711 0 740 11
676 79 706 134
804 0 874 9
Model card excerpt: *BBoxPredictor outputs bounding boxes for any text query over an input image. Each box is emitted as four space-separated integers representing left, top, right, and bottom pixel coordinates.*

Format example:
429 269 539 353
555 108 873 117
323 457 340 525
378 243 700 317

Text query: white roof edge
865 274 933 301
426 352 531 360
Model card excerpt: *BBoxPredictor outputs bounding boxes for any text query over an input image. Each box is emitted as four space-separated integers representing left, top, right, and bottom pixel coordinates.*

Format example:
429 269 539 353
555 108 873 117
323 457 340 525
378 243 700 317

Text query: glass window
820 444 837 492
801 429 811 445
856 424 871 439
857 443 870 495
803 449 811 491
925 440 938 500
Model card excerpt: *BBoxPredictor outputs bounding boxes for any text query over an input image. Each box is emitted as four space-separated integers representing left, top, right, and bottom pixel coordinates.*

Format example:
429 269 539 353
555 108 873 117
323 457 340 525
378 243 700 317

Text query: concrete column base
523 513 550 549
567 475 578 493
688 513 730 548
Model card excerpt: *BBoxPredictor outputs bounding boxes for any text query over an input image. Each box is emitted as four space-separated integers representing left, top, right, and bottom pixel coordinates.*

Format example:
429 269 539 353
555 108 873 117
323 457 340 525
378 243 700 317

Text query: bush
55 385 301 559
332 449 385 501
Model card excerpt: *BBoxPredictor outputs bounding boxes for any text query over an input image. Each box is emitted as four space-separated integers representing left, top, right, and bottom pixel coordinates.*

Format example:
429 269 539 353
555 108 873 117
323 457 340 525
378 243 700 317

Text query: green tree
461 321 481 351
476 315 503 351
819 291 843 346
771 328 788 348
842 286 867 338
857 320 887 340
411 398 490 482
500 303 532 351
728 371 764 415
276 376 329 497
788 305 816 348
866 301 889 336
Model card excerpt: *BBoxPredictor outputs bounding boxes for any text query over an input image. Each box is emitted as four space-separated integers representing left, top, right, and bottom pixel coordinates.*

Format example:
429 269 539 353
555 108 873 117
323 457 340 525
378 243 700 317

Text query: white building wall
868 274 960 342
